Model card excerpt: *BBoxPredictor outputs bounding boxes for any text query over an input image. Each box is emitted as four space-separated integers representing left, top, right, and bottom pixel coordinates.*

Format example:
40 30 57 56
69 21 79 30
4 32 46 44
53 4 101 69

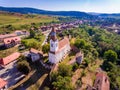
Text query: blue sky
0 0 120 13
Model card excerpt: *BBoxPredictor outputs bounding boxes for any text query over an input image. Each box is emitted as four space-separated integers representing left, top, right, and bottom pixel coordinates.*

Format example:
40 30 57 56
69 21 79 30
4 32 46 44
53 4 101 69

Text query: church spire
50 27 57 41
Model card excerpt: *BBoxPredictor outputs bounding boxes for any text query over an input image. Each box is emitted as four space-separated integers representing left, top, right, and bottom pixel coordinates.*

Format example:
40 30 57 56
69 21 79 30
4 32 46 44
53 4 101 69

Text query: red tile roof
3 36 21 44
0 78 7 89
0 34 17 39
30 48 43 54
94 72 110 90
50 37 70 54
0 52 21 65
59 37 69 50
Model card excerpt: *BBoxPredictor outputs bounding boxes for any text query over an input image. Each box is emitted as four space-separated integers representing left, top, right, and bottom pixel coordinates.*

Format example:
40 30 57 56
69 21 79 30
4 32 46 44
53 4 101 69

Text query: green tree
52 76 73 90
50 71 58 82
30 30 35 38
104 50 118 63
58 64 72 77
21 39 41 49
17 61 31 75
42 44 50 53
107 63 120 90
74 39 86 49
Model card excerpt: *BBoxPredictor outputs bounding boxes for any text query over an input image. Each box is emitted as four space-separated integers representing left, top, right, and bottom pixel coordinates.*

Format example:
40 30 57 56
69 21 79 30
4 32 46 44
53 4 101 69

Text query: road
41 30 51 46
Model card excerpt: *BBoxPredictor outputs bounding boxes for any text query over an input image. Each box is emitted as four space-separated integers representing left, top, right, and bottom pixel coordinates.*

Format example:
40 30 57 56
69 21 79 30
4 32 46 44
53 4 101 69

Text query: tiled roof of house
0 52 21 65
30 48 43 54
3 36 21 44
0 78 7 89
94 72 110 90
0 34 17 39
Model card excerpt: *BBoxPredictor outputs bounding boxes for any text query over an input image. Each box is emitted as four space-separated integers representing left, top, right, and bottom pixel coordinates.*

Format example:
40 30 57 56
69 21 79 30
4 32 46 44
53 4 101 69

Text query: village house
76 52 84 64
0 34 17 47
3 36 21 48
39 20 83 34
0 78 8 90
14 30 30 38
28 48 43 62
0 52 21 66
0 34 17 43
48 27 71 64
0 33 21 48
87 72 110 90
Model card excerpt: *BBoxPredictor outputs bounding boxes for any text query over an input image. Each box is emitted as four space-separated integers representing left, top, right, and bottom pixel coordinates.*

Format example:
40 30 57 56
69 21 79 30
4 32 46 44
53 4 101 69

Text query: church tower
50 27 59 52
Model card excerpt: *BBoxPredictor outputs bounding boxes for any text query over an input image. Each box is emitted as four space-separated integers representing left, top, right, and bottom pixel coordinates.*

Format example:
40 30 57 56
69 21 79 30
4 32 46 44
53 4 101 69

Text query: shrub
17 61 31 75
58 63 72 77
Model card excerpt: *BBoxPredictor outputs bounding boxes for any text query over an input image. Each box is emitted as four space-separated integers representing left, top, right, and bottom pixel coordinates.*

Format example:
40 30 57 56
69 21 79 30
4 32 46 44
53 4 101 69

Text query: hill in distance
0 6 120 19
0 6 96 19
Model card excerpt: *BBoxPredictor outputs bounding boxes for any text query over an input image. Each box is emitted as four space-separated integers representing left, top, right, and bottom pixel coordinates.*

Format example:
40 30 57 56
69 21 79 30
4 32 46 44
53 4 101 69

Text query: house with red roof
0 52 21 66
0 34 17 47
87 72 110 90
3 36 21 48
49 27 71 64
0 34 17 42
0 78 8 90
14 30 30 38
94 72 110 90
29 48 43 62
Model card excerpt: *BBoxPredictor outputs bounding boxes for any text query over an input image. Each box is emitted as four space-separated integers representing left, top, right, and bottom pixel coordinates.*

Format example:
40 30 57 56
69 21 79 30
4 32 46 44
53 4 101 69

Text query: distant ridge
0 6 95 19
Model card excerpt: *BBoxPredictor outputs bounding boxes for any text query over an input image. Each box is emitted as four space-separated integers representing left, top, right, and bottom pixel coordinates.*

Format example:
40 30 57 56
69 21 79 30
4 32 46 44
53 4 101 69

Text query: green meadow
0 14 57 26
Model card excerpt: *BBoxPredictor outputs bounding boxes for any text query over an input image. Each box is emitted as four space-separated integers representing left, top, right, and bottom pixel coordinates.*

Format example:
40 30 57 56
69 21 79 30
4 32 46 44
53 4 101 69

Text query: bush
42 44 50 53
72 63 79 71
58 63 72 77
50 71 58 82
104 50 118 63
52 76 74 90
17 61 31 75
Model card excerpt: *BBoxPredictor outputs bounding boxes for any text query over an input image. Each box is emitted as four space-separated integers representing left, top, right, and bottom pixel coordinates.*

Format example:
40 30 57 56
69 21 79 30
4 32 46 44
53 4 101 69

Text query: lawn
0 14 57 26
0 46 18 58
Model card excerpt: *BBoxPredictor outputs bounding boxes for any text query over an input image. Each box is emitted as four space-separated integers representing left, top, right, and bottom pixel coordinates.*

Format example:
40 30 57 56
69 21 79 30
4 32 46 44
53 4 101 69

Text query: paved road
42 30 51 46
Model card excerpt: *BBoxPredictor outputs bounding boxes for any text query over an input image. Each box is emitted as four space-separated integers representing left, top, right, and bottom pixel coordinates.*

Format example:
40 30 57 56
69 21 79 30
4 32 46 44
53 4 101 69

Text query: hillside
0 12 56 26
99 13 120 19
0 6 95 19
89 12 120 19
0 12 57 34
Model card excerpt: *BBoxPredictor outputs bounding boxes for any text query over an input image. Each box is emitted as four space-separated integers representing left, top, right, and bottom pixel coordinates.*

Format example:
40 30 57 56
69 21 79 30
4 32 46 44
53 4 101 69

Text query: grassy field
0 13 58 34
0 14 57 26
0 46 18 58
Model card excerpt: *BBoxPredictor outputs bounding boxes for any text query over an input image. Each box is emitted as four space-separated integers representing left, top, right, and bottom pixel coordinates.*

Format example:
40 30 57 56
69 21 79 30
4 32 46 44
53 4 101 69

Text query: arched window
51 44 53 47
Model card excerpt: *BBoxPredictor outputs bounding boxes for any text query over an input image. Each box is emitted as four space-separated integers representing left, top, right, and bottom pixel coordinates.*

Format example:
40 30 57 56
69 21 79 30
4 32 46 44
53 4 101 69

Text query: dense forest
60 25 120 90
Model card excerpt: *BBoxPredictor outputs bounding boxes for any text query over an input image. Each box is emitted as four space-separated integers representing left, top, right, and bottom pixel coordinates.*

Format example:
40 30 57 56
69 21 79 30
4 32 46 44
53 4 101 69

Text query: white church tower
49 27 71 64
50 27 59 53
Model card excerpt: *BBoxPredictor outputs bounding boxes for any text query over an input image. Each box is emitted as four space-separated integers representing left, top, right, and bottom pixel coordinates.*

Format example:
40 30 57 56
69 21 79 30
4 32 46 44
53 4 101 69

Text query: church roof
59 37 69 50
50 37 70 54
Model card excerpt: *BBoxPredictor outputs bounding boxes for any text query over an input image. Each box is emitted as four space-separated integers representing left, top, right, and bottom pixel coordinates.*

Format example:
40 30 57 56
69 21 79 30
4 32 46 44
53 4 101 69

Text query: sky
0 0 120 13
